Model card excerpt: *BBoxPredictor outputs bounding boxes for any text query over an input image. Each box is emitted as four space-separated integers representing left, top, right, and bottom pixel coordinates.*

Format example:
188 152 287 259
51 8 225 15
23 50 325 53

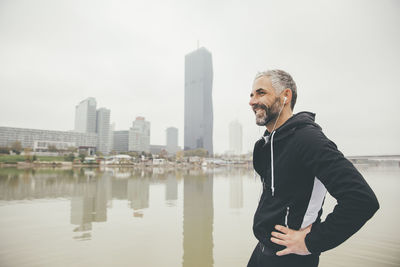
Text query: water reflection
229 174 243 209
0 168 184 240
127 177 149 212
70 171 111 240
166 173 178 206
0 163 399 267
183 170 214 267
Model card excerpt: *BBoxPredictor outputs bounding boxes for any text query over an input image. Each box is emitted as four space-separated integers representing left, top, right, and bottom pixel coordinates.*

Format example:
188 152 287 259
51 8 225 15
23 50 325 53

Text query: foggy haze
0 0 399 155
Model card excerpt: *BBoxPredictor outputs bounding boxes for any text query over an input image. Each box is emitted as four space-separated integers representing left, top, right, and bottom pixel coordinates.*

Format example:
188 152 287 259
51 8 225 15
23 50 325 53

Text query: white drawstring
285 207 290 227
270 131 276 196
268 98 285 197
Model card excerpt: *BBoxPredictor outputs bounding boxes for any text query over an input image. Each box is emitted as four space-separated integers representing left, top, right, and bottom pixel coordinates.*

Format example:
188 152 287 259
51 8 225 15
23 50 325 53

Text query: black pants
247 243 319 267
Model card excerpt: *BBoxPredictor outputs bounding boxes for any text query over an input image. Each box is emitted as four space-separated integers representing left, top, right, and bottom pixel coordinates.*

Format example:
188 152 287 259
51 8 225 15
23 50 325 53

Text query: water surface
0 164 399 267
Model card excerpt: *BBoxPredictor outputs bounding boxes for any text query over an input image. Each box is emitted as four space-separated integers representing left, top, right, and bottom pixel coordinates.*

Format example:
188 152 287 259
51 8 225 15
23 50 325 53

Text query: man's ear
282 89 292 105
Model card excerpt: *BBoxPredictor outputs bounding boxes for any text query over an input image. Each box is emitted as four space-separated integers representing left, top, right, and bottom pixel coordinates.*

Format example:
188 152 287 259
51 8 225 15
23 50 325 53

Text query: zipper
284 207 290 228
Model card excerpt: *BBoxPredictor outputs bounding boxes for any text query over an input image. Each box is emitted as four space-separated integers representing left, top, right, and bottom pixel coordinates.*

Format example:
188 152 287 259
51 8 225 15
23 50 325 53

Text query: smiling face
249 76 281 126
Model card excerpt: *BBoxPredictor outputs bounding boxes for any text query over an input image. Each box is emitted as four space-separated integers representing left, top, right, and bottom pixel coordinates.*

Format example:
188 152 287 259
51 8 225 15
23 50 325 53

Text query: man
247 69 379 267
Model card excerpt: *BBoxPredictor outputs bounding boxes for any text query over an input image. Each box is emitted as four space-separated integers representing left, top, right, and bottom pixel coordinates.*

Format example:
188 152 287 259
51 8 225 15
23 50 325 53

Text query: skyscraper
113 130 129 153
96 108 111 155
129 117 150 153
166 127 178 154
184 47 213 155
109 122 115 153
74 97 97 133
229 120 243 155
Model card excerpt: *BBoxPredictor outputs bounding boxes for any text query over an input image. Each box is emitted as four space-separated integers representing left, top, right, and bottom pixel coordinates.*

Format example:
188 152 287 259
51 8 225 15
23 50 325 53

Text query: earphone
283 96 287 104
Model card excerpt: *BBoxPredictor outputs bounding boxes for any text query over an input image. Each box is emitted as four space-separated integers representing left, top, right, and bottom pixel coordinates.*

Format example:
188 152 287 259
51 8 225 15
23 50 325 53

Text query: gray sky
1 0 399 156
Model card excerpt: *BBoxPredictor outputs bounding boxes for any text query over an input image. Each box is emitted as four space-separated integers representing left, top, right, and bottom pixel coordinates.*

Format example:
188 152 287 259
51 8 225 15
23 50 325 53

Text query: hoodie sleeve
295 125 379 254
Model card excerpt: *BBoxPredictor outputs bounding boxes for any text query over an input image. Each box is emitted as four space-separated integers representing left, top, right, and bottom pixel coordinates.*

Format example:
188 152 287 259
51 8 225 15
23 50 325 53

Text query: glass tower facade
184 47 213 155
74 97 97 133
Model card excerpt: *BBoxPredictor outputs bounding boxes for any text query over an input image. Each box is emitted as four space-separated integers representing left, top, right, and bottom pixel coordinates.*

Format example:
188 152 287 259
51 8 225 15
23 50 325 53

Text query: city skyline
0 95 183 155
1 0 399 156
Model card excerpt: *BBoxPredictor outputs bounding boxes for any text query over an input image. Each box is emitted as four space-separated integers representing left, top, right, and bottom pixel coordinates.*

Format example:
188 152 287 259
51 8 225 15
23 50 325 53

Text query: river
0 163 399 266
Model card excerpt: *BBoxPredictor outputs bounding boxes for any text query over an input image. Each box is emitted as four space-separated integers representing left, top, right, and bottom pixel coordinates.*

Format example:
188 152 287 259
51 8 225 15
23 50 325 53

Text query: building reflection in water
70 170 112 240
127 176 149 217
0 167 217 259
229 174 243 209
183 170 214 267
165 173 178 206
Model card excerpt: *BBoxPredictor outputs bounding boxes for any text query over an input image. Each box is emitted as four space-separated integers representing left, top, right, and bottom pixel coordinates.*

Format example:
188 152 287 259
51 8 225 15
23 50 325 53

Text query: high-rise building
113 130 129 153
129 117 150 153
166 127 179 154
96 108 111 154
74 97 97 133
184 47 214 155
109 122 115 153
229 120 243 155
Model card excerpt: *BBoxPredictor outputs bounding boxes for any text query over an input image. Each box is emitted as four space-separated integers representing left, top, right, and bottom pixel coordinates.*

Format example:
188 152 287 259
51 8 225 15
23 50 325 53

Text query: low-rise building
0 126 97 154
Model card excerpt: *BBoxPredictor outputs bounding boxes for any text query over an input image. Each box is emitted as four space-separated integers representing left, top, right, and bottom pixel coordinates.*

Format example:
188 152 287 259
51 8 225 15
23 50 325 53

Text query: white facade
129 117 150 153
74 97 97 133
34 140 75 151
96 108 111 155
229 120 243 155
0 126 97 149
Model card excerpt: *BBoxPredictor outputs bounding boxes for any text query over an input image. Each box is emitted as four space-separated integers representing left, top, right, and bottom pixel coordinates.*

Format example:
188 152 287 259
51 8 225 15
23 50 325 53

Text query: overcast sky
0 0 399 156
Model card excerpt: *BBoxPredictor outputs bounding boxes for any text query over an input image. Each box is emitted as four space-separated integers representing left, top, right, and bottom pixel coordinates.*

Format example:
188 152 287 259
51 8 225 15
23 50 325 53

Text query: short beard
253 97 280 126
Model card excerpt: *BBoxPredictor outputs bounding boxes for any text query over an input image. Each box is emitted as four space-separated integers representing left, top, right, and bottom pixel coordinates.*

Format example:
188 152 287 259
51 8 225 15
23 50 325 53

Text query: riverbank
0 160 252 169
1 154 399 169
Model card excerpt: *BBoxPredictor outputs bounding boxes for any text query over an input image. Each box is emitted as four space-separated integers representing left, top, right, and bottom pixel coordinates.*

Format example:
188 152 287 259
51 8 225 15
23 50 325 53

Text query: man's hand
270 224 312 256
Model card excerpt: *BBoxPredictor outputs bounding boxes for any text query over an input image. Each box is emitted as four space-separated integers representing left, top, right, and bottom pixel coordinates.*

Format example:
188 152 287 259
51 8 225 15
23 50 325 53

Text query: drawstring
270 131 276 196
285 207 290 227
259 131 276 197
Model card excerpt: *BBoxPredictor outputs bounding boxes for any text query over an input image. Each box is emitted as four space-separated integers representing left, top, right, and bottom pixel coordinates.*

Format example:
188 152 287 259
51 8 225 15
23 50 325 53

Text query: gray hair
254 69 297 110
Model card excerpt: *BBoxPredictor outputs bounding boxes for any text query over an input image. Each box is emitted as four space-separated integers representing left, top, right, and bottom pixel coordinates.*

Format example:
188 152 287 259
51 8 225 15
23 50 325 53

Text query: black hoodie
252 111 379 255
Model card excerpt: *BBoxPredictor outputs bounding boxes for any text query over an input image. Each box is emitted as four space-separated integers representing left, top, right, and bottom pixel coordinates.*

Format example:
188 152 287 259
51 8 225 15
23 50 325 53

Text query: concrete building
0 126 97 153
113 130 129 153
166 127 179 154
129 117 150 153
229 120 243 155
109 123 115 153
74 97 97 133
184 47 214 155
96 108 111 155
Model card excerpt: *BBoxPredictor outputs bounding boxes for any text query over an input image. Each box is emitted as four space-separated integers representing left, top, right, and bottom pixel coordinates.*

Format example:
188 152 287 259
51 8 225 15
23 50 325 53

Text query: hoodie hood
255 111 321 197
261 111 320 143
